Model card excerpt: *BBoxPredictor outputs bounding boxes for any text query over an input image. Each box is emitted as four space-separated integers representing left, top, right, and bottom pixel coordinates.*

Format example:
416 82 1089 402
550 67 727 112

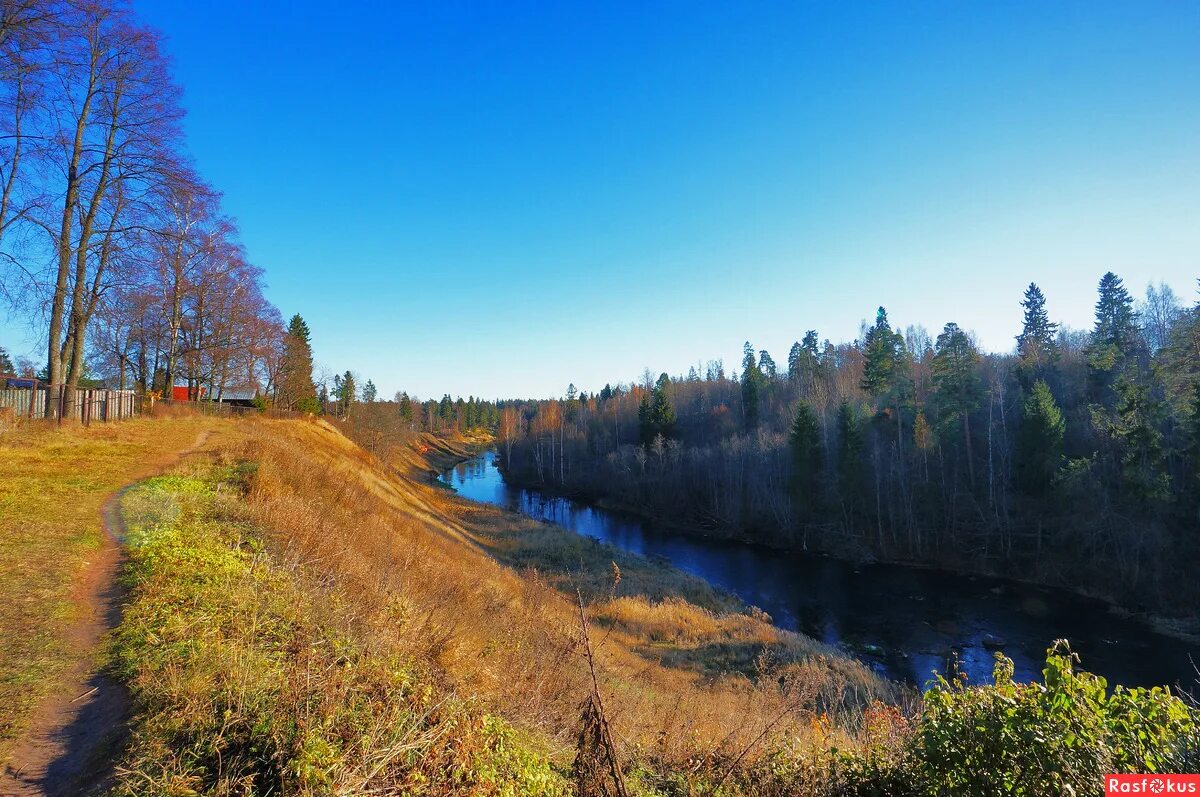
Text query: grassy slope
107 418 899 793
9 417 1195 794
0 418 218 764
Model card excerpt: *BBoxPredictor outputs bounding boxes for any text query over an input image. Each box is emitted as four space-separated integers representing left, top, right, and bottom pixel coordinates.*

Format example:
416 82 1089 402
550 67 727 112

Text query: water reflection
443 451 1198 690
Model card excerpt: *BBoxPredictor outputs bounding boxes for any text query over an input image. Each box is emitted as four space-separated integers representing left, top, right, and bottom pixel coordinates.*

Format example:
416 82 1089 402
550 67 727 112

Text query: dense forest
497 274 1200 616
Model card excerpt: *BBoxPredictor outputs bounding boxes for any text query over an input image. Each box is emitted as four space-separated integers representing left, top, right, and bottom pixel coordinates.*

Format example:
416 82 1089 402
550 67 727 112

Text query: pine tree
277 314 319 413
787 342 803 381
759 350 777 380
362 379 377 403
931 322 982 482
1016 283 1058 387
0 346 13 374
1016 380 1065 497
789 401 823 516
398 392 413 425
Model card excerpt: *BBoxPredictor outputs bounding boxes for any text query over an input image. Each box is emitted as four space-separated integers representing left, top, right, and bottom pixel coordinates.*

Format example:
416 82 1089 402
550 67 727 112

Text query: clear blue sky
5 2 1199 399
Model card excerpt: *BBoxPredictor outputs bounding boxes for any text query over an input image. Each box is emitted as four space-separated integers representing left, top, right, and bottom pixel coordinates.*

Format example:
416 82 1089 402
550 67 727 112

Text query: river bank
494 458 1200 647
449 450 1200 689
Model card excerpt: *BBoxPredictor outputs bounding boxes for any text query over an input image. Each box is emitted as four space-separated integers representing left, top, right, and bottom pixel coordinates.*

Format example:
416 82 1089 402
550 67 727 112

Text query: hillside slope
107 418 898 794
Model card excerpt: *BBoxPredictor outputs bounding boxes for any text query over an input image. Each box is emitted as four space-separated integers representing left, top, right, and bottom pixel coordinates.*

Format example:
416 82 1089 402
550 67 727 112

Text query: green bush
839 641 1199 796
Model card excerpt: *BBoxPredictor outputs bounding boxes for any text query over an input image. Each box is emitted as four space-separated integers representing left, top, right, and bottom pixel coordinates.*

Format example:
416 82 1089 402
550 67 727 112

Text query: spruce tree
277 314 319 413
398 392 413 424
0 346 13 374
333 371 357 418
1185 381 1200 514
861 307 900 397
1016 380 1065 497
789 401 823 516
741 342 762 430
931 322 982 481
1092 272 1139 351
639 373 677 445
1087 272 1141 403
1107 373 1169 505
362 379 377 403
1016 283 1058 387
836 400 865 512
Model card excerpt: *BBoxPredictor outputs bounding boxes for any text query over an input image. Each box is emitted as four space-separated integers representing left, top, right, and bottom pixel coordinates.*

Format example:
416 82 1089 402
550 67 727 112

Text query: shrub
838 641 1199 796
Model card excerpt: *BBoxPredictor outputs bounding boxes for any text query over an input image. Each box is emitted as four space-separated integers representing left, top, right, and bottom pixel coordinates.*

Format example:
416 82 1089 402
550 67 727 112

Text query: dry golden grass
0 417 220 764
231 419 899 775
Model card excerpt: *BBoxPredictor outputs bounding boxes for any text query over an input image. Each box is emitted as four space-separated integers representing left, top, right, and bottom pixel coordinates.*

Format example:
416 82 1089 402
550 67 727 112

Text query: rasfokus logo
1106 775 1200 794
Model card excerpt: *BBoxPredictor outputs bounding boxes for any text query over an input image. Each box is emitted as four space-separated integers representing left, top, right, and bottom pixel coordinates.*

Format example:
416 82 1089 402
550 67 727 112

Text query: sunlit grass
0 418 215 764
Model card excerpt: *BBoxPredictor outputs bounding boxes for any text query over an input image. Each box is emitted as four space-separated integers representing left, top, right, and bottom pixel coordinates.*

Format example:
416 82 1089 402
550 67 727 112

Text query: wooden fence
0 379 138 424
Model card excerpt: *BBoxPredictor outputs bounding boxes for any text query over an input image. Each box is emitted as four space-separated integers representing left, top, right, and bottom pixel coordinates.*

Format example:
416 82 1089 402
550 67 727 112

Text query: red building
171 386 206 401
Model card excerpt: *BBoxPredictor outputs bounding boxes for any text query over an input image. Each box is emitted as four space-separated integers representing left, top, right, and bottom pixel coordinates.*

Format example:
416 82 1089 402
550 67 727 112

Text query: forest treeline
497 274 1200 615
0 0 284 404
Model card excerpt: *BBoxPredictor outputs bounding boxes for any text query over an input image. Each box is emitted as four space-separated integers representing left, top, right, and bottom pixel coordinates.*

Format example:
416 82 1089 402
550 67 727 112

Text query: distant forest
494 273 1200 617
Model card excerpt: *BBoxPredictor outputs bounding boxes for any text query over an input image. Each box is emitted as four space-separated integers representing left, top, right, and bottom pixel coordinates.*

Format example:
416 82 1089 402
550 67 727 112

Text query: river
441 450 1199 690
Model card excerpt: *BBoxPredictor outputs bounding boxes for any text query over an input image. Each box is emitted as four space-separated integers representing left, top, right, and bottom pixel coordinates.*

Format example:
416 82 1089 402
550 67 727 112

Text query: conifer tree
741 342 762 430
931 322 982 482
398 391 413 425
1087 272 1141 404
789 401 823 516
836 400 865 512
759 350 777 380
332 370 356 418
1016 380 1065 496
787 342 803 381
277 314 319 413
362 379 377 403
1016 283 1058 387
1104 373 1169 505
1185 381 1200 514
639 373 677 445
861 307 901 397
1092 272 1139 352
0 346 13 374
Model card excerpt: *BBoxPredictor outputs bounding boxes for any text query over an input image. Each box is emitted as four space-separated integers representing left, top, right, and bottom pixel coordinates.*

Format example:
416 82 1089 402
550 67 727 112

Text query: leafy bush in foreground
834 642 1199 796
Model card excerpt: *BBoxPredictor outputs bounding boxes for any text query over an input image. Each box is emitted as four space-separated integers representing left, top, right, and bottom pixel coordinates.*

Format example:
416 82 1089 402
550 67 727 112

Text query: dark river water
441 450 1199 690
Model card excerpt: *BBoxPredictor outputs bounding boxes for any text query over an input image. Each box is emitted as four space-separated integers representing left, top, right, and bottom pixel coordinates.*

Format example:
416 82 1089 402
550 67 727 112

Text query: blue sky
4 2 1199 399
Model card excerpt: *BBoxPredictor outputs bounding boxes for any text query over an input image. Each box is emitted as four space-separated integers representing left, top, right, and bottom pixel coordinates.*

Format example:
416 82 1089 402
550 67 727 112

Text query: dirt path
0 429 213 797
